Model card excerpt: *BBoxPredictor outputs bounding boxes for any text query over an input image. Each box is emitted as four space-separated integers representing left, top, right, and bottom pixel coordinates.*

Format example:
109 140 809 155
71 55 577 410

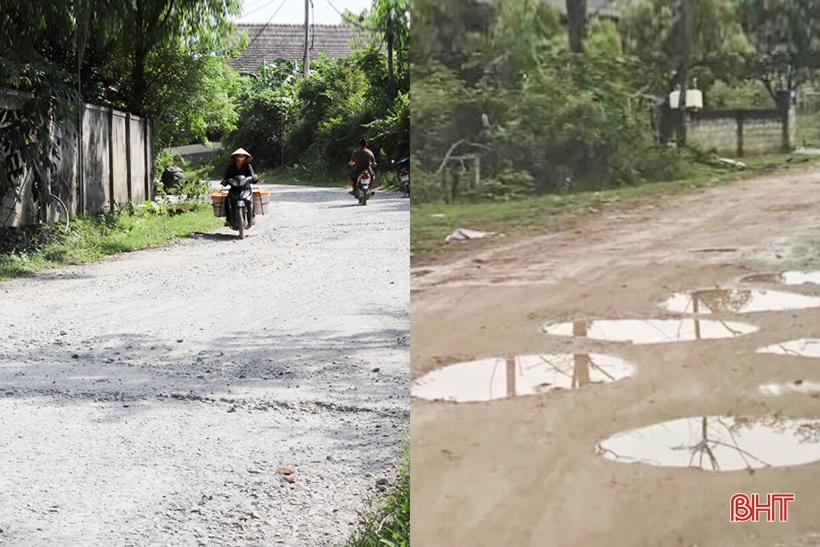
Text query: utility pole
303 0 310 78
565 0 587 55
280 63 284 168
675 0 693 147
76 0 85 215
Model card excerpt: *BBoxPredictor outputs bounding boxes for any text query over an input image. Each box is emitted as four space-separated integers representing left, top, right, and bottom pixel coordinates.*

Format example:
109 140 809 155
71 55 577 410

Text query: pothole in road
740 271 820 286
759 381 820 397
660 289 820 314
756 339 820 358
597 415 820 471
411 354 635 402
542 319 759 344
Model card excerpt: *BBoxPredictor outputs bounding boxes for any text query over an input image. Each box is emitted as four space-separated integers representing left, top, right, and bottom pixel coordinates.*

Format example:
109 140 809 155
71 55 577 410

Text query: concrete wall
83 104 111 214
687 109 793 156
1 91 154 227
130 114 147 203
0 170 36 228
0 92 36 227
111 110 129 205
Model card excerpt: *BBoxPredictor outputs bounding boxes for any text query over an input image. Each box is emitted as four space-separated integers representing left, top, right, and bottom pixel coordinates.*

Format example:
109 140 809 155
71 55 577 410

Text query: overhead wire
242 0 270 15
239 0 272 18
323 0 387 32
243 0 288 51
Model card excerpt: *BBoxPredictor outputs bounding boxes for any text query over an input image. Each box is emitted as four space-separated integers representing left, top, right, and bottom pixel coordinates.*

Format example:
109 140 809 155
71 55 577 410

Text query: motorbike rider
348 138 377 196
221 148 258 226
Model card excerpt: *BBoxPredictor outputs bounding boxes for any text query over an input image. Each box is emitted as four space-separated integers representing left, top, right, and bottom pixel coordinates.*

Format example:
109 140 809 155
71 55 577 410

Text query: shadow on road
188 232 241 241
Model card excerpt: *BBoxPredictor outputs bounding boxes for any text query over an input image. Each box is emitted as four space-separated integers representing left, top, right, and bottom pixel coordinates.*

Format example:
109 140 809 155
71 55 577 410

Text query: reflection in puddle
597 416 820 471
741 271 820 286
542 319 758 344
759 381 820 396
411 354 635 402
756 339 820 358
662 289 820 314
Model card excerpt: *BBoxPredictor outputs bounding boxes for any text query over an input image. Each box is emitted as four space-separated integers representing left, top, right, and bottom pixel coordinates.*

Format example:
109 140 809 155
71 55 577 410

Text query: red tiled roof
227 23 368 73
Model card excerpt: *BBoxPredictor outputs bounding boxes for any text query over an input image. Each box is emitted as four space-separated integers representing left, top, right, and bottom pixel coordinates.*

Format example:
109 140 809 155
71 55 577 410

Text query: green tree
0 0 81 207
222 61 298 169
410 0 494 73
619 0 752 97
737 0 820 101
227 0 410 178
0 0 244 209
351 0 410 99
142 39 244 148
107 0 242 116
287 55 372 172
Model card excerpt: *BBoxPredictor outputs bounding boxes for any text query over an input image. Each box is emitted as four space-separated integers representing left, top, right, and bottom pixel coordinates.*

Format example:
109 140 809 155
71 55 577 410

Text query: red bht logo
731 493 795 522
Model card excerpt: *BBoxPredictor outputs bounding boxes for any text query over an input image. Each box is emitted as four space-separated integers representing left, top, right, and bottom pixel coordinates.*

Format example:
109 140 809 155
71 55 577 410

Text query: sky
233 0 373 25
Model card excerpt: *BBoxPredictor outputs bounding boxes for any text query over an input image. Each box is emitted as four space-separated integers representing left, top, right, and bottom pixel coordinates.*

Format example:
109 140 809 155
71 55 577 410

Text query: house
227 23 369 75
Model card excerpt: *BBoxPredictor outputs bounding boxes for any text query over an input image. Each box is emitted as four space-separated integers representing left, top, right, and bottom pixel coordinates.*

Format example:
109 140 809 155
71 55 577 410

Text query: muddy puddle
411 354 635 402
597 415 820 471
542 319 759 345
661 289 820 314
756 339 820 358
740 271 820 285
759 381 820 396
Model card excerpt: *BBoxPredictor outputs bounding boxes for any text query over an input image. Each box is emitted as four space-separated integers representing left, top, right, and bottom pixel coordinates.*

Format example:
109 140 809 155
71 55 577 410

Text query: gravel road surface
0 184 409 546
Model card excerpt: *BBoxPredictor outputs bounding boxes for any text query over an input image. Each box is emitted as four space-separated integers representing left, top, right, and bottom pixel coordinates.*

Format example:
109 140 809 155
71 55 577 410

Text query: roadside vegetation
342 436 410 547
412 152 820 258
411 0 820 259
0 197 221 282
171 0 409 190
2 0 408 223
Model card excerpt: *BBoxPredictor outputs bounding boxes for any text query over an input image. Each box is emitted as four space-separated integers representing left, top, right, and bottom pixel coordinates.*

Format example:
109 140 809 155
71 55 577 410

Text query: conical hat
229 148 253 162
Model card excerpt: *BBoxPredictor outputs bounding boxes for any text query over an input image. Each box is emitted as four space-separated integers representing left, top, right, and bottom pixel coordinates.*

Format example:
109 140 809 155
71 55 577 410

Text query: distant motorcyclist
221 148 258 226
348 138 377 196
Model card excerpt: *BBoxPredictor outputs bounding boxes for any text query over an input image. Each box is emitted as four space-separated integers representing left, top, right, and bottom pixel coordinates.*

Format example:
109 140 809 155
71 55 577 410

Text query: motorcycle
222 175 254 239
392 157 410 197
354 169 373 206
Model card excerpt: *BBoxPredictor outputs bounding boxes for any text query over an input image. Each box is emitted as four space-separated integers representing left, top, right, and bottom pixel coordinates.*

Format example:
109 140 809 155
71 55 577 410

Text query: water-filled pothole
661 289 820 314
542 319 758 344
411 354 635 402
741 271 820 286
756 339 820 358
759 381 820 396
597 416 820 471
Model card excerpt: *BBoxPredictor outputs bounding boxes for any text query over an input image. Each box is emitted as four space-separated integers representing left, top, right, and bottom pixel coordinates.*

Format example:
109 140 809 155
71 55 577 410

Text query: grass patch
0 205 223 281
342 437 409 547
411 153 820 260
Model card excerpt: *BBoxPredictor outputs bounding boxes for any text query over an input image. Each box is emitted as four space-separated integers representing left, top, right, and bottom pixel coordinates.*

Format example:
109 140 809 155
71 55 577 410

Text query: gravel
0 184 409 546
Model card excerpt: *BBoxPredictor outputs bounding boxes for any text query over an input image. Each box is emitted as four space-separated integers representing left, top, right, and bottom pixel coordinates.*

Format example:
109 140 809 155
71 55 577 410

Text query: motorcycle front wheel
236 204 245 239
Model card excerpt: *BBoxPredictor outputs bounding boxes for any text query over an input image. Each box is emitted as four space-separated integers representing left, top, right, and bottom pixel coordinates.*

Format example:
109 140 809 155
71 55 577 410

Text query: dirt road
0 184 409 546
411 167 820 546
